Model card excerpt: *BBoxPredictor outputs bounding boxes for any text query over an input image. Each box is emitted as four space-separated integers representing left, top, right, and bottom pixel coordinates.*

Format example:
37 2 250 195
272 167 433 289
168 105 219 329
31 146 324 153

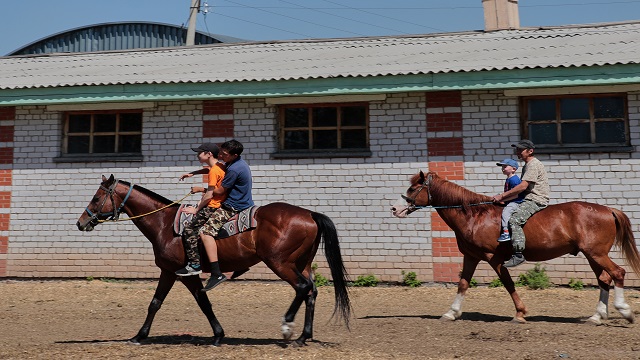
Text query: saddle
173 205 259 239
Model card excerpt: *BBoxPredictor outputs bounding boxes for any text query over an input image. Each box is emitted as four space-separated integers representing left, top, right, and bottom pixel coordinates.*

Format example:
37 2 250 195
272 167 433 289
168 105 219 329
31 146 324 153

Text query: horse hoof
585 317 602 326
510 317 526 324
128 338 142 345
440 313 456 321
292 339 307 347
281 321 295 340
212 336 223 347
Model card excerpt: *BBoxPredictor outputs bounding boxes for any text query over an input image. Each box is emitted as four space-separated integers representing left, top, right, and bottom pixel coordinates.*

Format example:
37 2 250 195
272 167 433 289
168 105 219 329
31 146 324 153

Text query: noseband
85 179 134 225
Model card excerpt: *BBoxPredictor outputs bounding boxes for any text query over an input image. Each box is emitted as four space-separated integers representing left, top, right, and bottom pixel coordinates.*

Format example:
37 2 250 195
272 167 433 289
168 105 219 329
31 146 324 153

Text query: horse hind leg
130 270 176 344
585 259 611 325
588 255 634 323
275 265 316 346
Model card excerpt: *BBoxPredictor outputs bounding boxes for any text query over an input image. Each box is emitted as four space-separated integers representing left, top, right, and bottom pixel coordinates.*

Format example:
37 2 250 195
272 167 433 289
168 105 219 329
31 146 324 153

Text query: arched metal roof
7 21 246 56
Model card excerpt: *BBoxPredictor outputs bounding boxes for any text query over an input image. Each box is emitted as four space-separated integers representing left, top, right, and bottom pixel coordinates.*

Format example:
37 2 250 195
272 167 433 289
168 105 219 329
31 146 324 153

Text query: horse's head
391 171 433 218
76 174 119 231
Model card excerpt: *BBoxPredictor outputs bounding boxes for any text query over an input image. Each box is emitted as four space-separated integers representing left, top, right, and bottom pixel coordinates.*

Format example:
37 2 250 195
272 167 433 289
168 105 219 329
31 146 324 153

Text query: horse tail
311 211 352 329
612 208 640 275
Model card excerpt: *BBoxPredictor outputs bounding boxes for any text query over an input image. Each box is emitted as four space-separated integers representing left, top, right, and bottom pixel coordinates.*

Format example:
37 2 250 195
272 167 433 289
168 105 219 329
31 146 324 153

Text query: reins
98 191 192 223
87 179 193 224
403 173 493 212
412 202 494 210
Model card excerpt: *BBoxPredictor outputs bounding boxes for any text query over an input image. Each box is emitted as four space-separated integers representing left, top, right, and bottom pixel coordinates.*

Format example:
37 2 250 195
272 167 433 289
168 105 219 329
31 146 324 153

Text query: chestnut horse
391 171 640 324
76 175 351 346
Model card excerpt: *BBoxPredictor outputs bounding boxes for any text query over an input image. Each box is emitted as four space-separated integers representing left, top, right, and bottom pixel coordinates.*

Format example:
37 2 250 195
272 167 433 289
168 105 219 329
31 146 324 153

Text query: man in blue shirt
200 139 254 291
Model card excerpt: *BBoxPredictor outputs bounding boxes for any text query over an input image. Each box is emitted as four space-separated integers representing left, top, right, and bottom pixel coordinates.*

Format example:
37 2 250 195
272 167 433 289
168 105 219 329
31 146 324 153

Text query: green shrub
568 278 584 290
516 264 551 290
489 278 503 288
86 276 94 282
353 274 379 287
401 271 421 287
469 278 479 288
311 263 330 287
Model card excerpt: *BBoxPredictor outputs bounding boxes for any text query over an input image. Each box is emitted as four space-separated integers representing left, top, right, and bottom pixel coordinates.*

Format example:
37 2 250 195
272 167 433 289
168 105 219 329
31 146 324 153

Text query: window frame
520 93 632 154
274 102 371 158
55 110 144 163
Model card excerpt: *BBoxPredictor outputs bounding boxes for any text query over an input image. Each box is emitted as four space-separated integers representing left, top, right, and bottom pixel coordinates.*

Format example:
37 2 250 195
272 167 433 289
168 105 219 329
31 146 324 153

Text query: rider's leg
505 200 546 268
200 207 236 291
176 207 214 276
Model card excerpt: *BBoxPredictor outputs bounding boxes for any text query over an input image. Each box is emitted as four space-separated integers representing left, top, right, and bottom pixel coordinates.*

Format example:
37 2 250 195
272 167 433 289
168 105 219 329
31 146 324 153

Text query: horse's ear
108 174 115 183
419 171 425 183
102 175 107 182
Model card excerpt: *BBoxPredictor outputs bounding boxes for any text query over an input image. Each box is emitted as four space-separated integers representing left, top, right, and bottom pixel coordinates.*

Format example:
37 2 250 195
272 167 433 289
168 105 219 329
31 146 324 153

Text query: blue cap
496 158 518 170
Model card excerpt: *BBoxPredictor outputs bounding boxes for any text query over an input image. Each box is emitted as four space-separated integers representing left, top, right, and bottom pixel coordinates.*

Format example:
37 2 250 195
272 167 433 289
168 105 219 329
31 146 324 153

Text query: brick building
1 19 640 285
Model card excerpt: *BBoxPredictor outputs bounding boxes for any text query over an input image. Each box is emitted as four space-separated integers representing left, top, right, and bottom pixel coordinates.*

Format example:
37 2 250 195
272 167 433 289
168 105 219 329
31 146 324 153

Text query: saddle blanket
218 205 259 239
174 204 259 239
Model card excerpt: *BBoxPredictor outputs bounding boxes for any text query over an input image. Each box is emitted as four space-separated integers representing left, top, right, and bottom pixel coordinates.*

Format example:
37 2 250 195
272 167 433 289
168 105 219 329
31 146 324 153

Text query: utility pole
186 0 200 46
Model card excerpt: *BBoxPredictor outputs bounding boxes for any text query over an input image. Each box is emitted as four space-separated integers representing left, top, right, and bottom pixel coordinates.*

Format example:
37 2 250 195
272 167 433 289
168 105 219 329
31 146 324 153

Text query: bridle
401 173 432 213
85 179 134 225
400 173 493 212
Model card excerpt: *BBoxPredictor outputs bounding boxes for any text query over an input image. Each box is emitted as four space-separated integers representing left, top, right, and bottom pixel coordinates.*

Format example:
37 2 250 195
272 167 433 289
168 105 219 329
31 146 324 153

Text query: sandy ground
1 279 640 359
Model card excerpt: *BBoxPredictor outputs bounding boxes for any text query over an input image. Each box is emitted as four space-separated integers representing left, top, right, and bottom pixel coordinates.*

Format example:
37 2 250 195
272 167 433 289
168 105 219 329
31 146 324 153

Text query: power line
276 0 411 35
318 0 446 32
210 0 640 10
221 0 368 37
212 11 314 38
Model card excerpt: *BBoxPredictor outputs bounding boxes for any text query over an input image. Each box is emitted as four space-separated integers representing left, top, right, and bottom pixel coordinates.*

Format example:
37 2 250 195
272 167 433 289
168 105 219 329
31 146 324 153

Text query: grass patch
401 271 421 287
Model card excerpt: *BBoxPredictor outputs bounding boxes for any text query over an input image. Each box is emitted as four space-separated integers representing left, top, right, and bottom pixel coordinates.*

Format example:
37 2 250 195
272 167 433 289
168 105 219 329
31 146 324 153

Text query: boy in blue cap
495 158 524 242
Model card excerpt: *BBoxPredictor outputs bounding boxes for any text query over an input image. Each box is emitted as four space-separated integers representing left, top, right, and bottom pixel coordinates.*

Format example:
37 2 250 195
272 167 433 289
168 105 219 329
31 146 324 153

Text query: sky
1 0 640 55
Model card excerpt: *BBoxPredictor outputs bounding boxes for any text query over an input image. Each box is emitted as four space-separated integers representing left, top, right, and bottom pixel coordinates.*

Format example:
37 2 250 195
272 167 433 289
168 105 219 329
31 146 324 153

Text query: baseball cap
191 143 219 157
511 139 535 149
496 158 519 170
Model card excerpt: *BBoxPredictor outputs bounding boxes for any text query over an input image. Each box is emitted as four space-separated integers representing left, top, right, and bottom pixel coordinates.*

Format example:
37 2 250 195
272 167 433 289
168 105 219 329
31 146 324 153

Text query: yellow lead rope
97 192 193 223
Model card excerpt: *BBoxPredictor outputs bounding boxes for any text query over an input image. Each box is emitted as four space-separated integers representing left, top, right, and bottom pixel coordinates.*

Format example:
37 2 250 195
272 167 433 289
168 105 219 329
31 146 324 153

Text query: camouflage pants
182 207 216 266
200 207 236 237
507 199 547 253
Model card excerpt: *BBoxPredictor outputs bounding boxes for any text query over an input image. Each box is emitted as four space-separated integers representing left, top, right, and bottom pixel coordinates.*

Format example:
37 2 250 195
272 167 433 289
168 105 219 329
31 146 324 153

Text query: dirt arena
1 279 640 360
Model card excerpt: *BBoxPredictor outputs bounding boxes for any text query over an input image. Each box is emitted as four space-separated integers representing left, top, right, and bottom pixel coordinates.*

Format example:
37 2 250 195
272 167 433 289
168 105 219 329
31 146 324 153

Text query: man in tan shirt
492 139 550 267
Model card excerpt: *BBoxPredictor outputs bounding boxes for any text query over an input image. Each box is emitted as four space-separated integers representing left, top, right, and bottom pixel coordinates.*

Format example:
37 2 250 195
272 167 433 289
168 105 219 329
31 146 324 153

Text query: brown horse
76 175 351 346
391 171 640 324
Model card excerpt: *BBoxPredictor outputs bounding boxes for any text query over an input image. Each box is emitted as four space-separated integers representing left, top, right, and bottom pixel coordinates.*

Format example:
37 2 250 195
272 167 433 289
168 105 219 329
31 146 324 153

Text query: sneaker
175 263 202 277
497 232 511 242
201 274 227 292
503 253 525 268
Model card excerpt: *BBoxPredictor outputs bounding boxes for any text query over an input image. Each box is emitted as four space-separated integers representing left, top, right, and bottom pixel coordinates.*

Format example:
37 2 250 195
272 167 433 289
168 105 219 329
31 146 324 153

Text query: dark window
64 111 143 155
522 94 629 149
279 103 369 151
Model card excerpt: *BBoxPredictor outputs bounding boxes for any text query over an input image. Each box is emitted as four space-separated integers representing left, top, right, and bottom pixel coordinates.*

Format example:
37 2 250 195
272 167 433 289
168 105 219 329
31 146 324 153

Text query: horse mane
119 180 176 206
426 172 493 214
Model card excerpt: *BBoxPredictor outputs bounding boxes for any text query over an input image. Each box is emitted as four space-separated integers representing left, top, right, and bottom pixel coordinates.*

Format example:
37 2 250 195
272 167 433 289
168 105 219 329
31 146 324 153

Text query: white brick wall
4 91 640 286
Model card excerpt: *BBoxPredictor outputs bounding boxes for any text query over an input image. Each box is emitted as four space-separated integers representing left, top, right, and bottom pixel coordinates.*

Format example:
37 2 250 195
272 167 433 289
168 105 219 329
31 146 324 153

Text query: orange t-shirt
207 162 227 209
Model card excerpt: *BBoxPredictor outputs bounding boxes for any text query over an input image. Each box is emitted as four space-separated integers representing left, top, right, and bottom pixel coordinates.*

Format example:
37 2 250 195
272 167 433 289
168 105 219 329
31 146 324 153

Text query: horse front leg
180 276 225 346
130 270 176 344
490 260 527 323
441 255 479 321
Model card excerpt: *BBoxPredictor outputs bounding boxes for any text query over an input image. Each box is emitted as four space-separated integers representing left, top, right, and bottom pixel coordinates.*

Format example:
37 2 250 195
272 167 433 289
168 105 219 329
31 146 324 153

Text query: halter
85 179 134 224
401 173 492 211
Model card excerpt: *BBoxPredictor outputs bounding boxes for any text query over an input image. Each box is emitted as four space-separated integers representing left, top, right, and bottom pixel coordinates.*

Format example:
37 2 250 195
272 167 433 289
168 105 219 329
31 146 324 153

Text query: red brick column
427 159 465 283
0 106 15 277
426 91 464 158
202 100 234 138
